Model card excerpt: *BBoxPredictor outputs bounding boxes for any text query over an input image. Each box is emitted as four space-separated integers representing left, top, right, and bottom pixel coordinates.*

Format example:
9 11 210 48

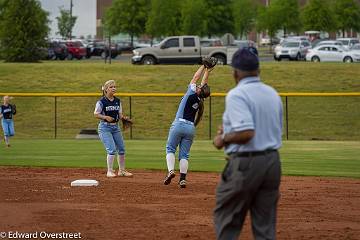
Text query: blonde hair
102 80 116 95
3 95 10 102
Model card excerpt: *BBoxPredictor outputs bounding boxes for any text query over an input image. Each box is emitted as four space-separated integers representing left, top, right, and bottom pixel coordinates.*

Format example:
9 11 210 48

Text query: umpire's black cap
231 47 259 71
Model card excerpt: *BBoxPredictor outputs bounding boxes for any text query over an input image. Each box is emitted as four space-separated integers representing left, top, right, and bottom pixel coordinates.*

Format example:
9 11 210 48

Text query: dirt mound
0 167 359 240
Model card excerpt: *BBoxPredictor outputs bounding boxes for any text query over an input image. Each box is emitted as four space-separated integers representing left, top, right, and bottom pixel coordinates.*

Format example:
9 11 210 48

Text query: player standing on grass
94 80 133 178
0 96 16 147
163 57 217 188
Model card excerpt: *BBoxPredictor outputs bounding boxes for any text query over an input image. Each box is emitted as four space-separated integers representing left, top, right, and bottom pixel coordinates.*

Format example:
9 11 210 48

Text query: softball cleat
179 179 187 188
106 171 116 178
163 170 176 185
118 170 133 177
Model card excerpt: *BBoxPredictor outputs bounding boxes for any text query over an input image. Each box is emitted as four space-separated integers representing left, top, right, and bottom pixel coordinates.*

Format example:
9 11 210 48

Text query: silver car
305 44 357 63
274 40 311 61
337 38 360 50
315 40 345 49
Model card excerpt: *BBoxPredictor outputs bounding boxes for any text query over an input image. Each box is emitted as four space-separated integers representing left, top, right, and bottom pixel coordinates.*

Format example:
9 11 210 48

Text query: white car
306 44 358 63
336 38 360 50
350 43 360 52
274 40 311 61
349 44 360 62
315 40 344 48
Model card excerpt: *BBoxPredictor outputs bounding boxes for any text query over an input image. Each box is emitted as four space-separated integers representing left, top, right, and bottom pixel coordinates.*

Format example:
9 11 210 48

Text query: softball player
94 80 133 178
0 96 16 147
164 65 211 188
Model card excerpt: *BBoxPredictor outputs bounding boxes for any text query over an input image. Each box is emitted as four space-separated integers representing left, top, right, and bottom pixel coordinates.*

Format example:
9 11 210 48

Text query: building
96 0 112 39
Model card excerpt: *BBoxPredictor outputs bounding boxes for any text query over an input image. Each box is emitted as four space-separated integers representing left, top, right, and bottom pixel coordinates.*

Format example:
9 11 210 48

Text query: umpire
213 47 283 240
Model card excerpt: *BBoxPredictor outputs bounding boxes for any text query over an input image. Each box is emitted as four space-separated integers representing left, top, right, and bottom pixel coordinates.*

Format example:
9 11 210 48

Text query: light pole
69 0 73 39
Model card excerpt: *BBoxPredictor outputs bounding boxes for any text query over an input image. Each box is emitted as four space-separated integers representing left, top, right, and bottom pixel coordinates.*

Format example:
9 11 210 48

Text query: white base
71 179 99 187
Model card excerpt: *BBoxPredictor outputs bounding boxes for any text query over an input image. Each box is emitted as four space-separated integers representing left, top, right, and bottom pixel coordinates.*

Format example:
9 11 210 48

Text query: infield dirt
0 167 359 240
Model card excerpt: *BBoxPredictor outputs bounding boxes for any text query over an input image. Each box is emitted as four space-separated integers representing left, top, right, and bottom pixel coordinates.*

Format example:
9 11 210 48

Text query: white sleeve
189 83 196 92
94 101 103 114
119 101 122 115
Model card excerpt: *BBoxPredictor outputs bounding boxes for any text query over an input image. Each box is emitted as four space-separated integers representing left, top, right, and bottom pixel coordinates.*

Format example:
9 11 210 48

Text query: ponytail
194 99 204 127
101 85 105 96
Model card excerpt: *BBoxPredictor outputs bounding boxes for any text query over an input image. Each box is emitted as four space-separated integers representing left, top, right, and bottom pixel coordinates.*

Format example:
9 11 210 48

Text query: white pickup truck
131 35 238 65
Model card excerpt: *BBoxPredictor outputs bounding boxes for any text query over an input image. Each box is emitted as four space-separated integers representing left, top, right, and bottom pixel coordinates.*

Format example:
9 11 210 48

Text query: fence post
285 96 289 140
129 96 133 139
209 96 212 140
54 96 57 139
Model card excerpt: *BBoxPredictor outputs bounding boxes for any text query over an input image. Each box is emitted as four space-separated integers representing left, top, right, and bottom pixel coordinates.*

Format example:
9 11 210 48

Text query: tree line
0 0 360 62
105 0 360 44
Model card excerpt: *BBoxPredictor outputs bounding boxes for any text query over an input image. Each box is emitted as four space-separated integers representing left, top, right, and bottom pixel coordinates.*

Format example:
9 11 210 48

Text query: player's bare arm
190 65 205 84
200 68 210 86
94 113 114 122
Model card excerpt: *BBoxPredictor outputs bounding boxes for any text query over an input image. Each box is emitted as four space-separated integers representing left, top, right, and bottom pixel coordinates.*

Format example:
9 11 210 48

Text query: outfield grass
0 61 359 140
1 140 359 178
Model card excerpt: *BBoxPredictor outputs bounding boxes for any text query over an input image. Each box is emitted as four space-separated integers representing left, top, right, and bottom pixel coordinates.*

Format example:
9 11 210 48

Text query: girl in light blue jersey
164 65 212 188
94 80 133 178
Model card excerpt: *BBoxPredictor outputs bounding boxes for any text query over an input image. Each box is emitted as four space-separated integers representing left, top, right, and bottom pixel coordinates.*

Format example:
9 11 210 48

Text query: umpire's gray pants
214 150 281 240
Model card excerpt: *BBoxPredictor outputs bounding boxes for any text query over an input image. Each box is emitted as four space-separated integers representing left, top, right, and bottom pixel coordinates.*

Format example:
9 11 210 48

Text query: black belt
229 149 277 158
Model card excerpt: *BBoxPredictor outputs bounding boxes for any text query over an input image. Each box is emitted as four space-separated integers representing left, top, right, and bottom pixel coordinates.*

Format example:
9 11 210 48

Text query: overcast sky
39 0 96 38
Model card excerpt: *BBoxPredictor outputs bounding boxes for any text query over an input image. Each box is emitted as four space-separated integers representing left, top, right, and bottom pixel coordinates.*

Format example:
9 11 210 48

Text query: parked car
260 37 280 46
117 41 133 52
132 35 237 65
87 41 119 59
351 43 360 51
336 38 360 50
76 39 92 59
315 40 345 49
286 36 309 41
134 41 152 49
231 40 257 49
306 45 358 63
273 40 311 61
63 40 87 60
49 41 68 60
200 39 223 47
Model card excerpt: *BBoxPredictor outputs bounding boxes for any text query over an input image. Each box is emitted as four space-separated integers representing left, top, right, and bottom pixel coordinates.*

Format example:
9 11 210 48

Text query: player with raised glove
202 56 218 70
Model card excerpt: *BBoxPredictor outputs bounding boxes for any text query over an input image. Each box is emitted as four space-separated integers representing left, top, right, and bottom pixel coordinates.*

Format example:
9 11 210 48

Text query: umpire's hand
213 125 225 150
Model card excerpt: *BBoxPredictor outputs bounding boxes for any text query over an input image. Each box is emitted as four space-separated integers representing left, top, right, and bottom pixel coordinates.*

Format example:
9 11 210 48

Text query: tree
232 0 257 39
333 0 360 37
271 0 301 37
0 0 49 62
204 0 234 37
256 5 279 41
56 7 77 39
181 0 207 36
105 0 148 46
146 0 181 38
301 0 336 32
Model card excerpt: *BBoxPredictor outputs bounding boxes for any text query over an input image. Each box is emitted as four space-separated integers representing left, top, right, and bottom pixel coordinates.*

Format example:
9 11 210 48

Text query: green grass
1 140 359 178
0 61 359 140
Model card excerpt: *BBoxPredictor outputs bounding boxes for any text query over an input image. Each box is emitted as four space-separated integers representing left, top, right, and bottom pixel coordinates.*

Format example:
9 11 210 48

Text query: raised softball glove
202 56 218 69
121 116 133 130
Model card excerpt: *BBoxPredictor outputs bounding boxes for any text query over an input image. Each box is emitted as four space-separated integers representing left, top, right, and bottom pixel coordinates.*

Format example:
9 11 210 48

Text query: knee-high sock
179 159 188 174
4 136 9 145
166 153 175 172
107 154 115 172
118 155 125 170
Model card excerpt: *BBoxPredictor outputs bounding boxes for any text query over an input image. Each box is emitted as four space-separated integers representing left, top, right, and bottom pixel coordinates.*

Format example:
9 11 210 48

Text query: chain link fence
3 93 360 141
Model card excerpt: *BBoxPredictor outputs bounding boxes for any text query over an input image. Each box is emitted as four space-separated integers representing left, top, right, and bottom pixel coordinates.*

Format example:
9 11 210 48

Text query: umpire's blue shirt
223 76 283 154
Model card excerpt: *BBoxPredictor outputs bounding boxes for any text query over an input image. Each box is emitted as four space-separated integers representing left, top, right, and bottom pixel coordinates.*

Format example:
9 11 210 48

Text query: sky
39 0 96 39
